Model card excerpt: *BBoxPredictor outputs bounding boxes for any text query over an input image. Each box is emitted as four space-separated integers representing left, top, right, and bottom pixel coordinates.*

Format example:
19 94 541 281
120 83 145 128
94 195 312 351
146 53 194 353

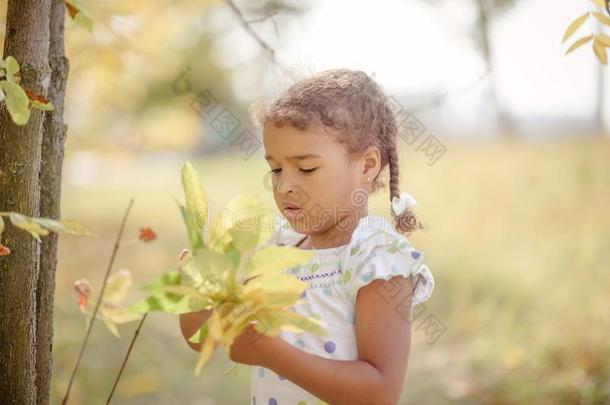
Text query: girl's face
263 122 379 243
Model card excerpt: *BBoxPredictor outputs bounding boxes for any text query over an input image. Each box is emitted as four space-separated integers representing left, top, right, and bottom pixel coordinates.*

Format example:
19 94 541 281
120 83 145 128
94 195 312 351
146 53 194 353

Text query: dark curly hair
250 68 424 236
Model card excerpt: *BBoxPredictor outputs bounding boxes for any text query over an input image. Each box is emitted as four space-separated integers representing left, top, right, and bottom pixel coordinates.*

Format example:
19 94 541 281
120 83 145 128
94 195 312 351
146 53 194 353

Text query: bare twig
224 0 297 81
406 67 492 113
245 10 278 24
106 312 149 404
62 198 135 405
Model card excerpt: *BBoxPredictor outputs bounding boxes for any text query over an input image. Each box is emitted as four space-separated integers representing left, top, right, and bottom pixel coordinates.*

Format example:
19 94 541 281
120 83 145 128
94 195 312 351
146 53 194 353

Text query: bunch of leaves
122 162 327 376
0 211 94 256
563 0 610 64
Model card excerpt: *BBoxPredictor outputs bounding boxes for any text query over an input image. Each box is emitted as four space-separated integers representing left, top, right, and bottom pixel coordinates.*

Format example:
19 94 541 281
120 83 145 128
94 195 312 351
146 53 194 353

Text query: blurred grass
52 136 610 404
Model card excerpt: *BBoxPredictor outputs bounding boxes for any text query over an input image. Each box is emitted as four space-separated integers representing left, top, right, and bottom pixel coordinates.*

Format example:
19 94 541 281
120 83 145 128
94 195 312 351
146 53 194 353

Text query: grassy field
51 136 610 404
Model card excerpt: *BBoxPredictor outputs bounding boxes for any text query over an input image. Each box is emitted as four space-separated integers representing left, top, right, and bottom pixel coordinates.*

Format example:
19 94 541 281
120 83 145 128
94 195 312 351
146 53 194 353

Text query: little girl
181 69 435 405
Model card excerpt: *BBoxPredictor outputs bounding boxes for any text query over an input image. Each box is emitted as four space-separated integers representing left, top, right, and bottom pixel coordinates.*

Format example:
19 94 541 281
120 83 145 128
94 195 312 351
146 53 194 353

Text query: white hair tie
391 191 418 216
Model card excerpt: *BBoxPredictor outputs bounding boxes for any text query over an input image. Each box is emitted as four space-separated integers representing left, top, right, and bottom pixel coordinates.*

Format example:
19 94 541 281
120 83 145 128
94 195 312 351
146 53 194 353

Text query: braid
388 140 424 236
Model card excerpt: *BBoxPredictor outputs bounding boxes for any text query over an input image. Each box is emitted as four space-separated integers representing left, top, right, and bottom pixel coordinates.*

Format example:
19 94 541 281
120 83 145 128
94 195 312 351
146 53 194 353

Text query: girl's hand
228 322 275 366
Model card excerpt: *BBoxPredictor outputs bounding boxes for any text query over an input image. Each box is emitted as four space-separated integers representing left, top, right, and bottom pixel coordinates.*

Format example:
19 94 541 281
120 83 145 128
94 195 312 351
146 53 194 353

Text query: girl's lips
283 207 305 220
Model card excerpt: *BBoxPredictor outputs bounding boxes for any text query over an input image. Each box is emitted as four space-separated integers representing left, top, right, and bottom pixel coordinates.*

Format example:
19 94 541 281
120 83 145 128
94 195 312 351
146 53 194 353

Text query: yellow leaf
597 33 610 47
101 317 121 338
593 12 610 26
566 35 594 54
192 247 235 280
593 37 608 64
103 269 133 304
591 0 607 7
9 213 49 242
208 194 274 254
245 245 315 277
35 217 95 236
562 13 589 43
194 335 215 377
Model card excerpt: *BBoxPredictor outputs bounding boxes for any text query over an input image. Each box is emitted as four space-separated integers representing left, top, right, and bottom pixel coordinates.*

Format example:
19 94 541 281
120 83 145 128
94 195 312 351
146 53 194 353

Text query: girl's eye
300 168 317 173
269 168 317 174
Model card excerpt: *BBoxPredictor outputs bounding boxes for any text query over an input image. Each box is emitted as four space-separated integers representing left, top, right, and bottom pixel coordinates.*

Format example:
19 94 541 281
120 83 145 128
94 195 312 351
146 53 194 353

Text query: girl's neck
300 208 368 250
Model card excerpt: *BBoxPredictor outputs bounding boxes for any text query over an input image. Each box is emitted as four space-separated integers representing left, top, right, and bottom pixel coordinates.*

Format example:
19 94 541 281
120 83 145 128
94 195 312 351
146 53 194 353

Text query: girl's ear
361 145 381 179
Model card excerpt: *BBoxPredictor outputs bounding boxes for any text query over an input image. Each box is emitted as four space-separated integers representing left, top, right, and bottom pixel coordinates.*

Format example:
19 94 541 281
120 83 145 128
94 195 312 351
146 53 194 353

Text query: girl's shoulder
343 214 435 307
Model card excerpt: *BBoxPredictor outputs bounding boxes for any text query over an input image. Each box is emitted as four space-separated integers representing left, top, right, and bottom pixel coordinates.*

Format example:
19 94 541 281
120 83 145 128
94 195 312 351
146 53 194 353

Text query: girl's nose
273 174 299 195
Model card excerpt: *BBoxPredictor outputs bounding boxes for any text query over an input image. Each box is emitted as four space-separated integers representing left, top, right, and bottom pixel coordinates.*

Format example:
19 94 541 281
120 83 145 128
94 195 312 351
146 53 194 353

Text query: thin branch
62 198 135 405
245 10 278 24
224 0 297 81
106 312 149 404
406 67 492 113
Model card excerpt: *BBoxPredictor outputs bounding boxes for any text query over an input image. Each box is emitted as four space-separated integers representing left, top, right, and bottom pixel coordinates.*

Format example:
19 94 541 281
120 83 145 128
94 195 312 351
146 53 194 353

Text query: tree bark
36 1 69 404
0 0 52 404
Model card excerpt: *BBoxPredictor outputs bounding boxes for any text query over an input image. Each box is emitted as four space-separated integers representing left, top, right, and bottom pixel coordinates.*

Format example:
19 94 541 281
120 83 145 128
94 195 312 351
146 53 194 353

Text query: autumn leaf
562 13 589 44
24 88 55 111
138 227 157 242
64 0 94 33
0 244 10 257
565 35 594 55
597 33 610 47
593 36 608 64
593 12 610 27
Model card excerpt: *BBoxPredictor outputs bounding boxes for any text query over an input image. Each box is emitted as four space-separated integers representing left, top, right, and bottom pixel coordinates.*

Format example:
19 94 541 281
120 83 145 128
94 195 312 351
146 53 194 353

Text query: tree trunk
36 1 69 404
594 19 607 137
0 0 52 404
475 0 514 136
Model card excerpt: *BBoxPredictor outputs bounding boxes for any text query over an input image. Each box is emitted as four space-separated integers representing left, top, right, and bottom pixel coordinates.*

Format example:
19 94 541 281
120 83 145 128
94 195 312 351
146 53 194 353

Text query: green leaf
140 271 183 294
64 0 94 33
565 35 594 55
0 87 5 103
30 99 55 111
122 294 192 314
177 202 204 251
4 56 19 82
562 13 589 44
0 81 30 126
188 322 209 344
181 161 208 230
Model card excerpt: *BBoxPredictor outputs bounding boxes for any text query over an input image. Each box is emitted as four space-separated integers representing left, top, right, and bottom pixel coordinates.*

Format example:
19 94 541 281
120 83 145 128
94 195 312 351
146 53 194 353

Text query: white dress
250 214 435 405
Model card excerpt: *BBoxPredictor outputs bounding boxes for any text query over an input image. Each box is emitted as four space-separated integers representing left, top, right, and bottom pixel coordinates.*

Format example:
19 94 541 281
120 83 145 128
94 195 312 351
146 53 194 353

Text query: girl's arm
259 275 414 405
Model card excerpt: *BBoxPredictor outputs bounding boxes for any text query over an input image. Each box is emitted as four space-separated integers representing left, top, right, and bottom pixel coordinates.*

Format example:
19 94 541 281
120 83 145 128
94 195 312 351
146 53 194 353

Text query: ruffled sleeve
344 230 434 308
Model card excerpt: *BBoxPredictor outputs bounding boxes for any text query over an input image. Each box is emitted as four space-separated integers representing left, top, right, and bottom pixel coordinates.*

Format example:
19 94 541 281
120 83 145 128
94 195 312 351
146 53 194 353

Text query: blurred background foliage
1 0 609 403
